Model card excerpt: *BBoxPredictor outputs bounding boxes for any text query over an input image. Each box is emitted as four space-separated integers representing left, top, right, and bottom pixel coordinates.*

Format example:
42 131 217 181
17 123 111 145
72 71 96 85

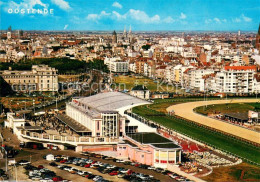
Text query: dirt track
166 99 260 144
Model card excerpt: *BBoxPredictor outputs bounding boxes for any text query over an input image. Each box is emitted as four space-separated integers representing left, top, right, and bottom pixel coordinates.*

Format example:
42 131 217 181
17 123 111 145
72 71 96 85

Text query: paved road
166 99 260 144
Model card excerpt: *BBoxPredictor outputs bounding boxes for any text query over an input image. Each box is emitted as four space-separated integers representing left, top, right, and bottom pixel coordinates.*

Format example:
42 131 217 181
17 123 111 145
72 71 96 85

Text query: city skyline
0 0 259 31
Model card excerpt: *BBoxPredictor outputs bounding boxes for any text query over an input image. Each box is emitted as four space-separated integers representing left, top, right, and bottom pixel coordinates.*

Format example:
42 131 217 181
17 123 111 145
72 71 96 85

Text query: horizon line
0 29 258 33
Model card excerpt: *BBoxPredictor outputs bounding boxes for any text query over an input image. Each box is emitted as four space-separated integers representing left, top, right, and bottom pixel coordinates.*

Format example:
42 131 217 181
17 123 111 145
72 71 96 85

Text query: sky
0 0 259 31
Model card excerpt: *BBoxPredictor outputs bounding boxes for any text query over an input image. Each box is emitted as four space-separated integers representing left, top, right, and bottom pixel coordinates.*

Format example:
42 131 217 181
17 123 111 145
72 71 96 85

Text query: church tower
128 25 132 43
256 24 260 52
123 26 127 39
112 30 117 44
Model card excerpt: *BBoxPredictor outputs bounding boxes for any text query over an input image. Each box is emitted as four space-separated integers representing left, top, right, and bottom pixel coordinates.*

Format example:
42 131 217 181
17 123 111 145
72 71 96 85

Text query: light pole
56 97 58 110
1 147 8 172
22 101 27 110
33 99 35 114
13 163 17 182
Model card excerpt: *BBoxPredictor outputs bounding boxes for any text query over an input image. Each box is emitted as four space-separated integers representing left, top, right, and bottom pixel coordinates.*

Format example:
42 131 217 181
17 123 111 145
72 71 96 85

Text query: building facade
0 65 58 92
117 133 182 168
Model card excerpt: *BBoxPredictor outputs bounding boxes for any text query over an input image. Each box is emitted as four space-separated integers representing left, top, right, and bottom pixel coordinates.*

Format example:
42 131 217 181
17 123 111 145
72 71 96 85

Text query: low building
117 132 182 168
151 92 169 99
130 85 150 100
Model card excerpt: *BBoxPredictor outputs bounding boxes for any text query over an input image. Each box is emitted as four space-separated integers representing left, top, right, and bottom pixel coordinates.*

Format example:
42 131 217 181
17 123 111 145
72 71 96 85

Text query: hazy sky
0 0 259 31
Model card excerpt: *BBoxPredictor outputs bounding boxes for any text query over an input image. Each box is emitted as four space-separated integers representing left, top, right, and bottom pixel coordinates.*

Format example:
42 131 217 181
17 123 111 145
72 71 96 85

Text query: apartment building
188 68 215 92
104 57 129 73
214 66 257 93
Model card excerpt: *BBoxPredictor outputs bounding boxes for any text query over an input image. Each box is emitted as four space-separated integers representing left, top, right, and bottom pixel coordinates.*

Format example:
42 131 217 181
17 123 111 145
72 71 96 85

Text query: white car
40 180 53 182
93 176 103 181
147 166 156 170
57 165 64 169
18 160 31 165
63 166 72 171
116 159 125 163
106 165 116 169
120 169 129 173
77 170 85 175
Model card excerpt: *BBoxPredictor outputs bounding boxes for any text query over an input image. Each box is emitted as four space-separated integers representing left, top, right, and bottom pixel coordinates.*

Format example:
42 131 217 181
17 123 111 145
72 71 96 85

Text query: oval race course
166 99 260 145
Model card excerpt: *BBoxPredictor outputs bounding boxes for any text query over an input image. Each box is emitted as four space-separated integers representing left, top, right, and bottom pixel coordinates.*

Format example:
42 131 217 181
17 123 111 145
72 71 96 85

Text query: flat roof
127 132 181 149
224 113 248 121
122 140 138 147
56 114 91 132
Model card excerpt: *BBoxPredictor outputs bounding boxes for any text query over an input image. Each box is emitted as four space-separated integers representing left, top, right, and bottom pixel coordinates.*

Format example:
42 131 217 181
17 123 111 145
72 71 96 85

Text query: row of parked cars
51 154 159 182
22 163 70 182
82 152 194 182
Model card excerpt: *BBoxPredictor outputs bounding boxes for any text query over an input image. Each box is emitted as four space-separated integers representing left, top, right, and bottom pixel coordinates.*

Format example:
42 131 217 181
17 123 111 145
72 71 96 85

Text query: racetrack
166 99 260 145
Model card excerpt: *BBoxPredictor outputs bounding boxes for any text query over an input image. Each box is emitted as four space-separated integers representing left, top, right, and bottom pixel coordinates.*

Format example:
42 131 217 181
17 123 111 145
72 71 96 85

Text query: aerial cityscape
0 0 259 182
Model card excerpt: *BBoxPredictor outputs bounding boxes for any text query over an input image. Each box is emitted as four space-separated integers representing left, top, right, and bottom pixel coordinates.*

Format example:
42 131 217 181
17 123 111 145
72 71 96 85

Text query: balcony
20 130 118 145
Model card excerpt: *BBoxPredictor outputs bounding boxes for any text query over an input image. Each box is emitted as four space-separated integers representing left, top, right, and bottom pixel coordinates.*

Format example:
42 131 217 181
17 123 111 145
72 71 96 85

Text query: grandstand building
64 92 151 139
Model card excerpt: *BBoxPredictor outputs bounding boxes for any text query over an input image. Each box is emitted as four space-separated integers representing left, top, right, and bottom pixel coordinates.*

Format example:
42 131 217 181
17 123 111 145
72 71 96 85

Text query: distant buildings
0 65 58 92
0 25 259 95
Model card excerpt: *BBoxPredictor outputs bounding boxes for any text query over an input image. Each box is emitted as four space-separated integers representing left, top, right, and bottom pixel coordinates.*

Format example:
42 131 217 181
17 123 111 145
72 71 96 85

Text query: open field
113 75 180 92
132 99 260 165
195 102 260 115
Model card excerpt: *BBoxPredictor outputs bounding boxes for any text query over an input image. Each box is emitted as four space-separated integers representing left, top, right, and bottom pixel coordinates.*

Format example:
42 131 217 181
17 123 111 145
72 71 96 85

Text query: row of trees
0 58 109 74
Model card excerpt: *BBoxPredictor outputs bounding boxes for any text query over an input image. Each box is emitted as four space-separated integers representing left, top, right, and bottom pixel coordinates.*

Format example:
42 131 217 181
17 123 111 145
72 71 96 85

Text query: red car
134 163 140 167
84 174 90 178
109 171 118 176
84 164 91 168
91 161 97 164
60 160 67 163
38 165 44 169
52 176 63 182
127 170 133 175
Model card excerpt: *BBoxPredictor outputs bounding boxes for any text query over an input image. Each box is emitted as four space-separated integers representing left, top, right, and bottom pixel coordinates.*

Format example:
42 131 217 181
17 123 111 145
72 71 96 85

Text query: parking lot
1 148 185 181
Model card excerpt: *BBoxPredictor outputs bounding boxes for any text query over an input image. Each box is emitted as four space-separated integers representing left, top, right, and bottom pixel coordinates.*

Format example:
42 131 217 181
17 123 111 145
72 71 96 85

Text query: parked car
17 160 31 165
49 162 58 167
109 171 118 176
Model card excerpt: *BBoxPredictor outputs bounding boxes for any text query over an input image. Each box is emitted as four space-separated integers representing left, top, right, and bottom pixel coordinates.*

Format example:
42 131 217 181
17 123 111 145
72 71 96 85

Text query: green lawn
132 105 260 165
195 102 260 115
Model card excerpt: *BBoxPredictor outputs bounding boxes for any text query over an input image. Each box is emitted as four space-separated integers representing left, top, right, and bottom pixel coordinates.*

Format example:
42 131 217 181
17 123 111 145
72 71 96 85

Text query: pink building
117 132 182 168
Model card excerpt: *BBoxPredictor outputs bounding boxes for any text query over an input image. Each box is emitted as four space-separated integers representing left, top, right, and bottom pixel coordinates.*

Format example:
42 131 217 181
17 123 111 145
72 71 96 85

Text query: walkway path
166 99 260 144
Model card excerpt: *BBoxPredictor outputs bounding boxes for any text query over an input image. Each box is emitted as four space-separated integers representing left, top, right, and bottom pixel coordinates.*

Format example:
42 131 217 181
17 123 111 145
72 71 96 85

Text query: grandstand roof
69 92 150 118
